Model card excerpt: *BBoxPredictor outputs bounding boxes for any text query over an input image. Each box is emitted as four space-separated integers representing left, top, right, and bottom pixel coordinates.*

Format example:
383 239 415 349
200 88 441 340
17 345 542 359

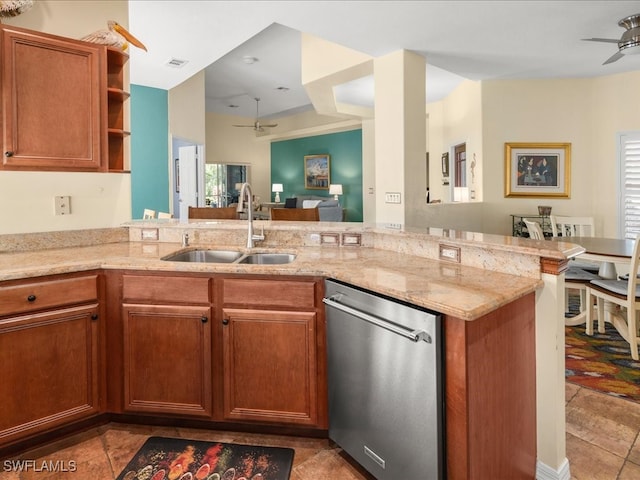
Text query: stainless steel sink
237 253 296 264
162 249 244 263
161 249 295 265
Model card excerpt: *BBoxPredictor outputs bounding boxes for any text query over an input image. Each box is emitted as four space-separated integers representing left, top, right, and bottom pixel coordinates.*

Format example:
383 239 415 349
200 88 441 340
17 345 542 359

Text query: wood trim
540 256 569 275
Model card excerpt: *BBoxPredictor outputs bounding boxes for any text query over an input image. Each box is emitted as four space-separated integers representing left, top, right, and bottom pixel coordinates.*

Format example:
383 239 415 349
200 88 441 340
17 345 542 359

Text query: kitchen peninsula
0 221 580 480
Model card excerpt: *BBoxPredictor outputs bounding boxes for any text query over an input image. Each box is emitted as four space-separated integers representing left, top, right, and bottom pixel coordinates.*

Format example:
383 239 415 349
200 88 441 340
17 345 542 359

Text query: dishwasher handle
323 295 432 343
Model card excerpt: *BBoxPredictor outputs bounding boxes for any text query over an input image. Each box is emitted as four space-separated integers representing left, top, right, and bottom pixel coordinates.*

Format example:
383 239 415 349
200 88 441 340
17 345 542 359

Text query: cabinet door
122 304 212 417
221 308 319 426
0 25 104 171
0 304 100 445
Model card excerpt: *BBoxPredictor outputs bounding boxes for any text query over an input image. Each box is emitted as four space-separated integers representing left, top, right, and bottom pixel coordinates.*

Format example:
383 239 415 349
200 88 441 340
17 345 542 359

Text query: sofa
288 195 343 221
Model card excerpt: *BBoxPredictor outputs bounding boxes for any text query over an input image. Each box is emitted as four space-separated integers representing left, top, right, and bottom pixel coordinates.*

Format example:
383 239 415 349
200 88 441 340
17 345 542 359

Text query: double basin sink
162 249 296 265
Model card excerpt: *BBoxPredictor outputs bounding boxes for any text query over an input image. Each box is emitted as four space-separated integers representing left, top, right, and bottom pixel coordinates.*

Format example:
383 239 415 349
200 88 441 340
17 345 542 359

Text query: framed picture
304 154 330 189
441 152 449 177
504 142 571 198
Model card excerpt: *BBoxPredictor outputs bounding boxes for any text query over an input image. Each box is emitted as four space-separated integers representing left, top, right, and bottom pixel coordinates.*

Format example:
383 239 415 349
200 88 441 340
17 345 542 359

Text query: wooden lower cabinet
0 280 101 447
216 276 327 428
220 307 319 425
121 304 212 417
445 293 537 480
114 273 327 428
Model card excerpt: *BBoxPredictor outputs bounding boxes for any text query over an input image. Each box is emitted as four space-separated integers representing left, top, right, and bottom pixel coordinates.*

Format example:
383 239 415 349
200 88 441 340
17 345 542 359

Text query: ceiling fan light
620 41 640 55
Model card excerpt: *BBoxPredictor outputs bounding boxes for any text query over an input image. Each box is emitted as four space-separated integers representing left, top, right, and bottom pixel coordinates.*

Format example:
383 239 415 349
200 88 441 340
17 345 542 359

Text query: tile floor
2 383 640 479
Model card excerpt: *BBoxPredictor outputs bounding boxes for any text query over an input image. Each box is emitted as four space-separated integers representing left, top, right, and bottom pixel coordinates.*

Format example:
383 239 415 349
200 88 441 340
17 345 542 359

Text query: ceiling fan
583 13 640 65
232 97 278 132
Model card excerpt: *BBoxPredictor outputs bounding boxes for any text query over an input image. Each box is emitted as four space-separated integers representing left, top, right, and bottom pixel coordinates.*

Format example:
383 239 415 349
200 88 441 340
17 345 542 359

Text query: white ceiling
128 1 640 120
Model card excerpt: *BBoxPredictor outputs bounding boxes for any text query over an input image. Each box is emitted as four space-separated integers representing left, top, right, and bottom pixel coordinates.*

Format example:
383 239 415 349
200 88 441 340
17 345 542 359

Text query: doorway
171 136 205 219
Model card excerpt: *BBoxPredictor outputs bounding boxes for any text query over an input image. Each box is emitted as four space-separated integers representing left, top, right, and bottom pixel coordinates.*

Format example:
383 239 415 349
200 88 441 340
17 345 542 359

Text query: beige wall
0 0 131 235
205 112 272 202
480 74 640 236
169 71 206 145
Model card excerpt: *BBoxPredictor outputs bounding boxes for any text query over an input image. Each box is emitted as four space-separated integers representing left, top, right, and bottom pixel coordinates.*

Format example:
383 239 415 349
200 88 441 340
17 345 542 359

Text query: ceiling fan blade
603 50 625 65
262 123 278 128
232 124 256 127
582 37 620 43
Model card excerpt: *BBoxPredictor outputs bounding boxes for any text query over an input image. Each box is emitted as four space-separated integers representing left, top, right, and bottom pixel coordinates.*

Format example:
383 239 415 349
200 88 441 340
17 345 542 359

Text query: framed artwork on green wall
304 154 330 189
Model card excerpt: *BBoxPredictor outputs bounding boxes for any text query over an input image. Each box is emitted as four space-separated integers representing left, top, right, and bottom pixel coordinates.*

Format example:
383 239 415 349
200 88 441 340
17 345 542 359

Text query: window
619 132 640 239
205 164 249 207
454 143 466 187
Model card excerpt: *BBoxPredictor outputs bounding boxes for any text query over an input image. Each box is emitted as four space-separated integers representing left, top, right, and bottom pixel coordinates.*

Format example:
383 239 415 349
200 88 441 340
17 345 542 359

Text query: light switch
54 196 71 215
384 192 401 204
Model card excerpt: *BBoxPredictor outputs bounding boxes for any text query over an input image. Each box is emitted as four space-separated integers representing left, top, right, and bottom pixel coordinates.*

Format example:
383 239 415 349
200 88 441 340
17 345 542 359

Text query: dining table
552 236 637 337
555 236 636 279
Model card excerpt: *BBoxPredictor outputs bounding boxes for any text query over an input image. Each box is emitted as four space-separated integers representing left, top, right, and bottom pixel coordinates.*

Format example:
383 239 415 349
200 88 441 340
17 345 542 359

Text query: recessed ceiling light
242 55 259 64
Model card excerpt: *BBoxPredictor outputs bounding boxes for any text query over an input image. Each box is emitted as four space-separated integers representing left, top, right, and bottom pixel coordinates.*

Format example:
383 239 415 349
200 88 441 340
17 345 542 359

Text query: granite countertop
0 239 543 321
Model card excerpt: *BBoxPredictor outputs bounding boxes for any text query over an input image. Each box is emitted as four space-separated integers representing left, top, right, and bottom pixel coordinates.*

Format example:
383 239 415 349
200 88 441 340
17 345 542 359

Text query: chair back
550 215 595 237
188 206 238 219
271 208 319 221
523 219 544 240
142 208 156 219
627 234 640 299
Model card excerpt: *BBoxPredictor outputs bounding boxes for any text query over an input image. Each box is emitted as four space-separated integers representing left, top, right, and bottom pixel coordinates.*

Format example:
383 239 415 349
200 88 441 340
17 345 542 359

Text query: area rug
116 436 294 480
565 323 640 402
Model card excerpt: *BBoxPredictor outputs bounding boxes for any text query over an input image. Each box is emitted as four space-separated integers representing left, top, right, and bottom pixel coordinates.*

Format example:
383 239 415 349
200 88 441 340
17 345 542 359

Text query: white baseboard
536 458 571 480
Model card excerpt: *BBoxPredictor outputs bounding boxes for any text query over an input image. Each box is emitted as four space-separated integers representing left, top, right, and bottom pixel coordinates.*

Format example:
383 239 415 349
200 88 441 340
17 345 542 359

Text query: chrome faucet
237 182 265 248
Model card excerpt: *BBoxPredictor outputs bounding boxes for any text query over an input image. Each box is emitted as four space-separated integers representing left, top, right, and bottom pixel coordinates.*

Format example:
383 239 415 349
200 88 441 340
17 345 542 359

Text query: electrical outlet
439 244 461 263
384 192 401 204
54 196 71 215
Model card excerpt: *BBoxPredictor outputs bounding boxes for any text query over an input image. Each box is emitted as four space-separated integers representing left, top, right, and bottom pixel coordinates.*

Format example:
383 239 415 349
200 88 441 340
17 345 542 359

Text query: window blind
620 132 640 239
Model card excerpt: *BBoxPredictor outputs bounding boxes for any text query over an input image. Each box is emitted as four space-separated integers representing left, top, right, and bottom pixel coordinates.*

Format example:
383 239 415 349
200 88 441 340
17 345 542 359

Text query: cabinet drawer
222 278 317 309
0 275 98 316
123 275 210 304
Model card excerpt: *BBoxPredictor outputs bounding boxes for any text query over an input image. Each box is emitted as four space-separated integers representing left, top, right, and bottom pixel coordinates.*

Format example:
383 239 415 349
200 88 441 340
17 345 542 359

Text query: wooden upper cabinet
0 25 106 171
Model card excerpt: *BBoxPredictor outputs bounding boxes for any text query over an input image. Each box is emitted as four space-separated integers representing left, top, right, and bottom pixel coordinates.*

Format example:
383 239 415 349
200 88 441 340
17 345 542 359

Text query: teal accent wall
130 85 169 219
271 129 363 221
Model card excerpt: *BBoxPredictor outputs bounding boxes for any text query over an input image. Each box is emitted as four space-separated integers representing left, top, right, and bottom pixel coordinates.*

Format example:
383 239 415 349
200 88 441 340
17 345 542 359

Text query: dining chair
142 209 156 219
586 234 640 360
188 206 238 219
523 219 544 240
157 212 172 219
550 215 596 238
271 208 319 221
547 215 603 324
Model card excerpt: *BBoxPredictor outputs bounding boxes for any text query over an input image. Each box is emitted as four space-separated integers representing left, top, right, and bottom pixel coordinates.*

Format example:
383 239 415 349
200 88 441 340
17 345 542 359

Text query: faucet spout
237 182 265 248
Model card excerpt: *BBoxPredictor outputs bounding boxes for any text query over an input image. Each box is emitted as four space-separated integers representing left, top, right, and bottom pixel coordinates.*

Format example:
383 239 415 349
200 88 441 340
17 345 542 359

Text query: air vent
165 58 188 68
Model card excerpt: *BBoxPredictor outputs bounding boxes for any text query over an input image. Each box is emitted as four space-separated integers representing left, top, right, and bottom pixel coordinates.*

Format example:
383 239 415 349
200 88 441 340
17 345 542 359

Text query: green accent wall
130 85 169 219
271 129 363 221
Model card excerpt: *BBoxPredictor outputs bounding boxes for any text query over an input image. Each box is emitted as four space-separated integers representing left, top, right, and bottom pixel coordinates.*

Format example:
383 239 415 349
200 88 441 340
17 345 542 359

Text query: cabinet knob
222 318 229 326
27 294 36 302
5 151 13 157
91 314 99 321
201 315 208 323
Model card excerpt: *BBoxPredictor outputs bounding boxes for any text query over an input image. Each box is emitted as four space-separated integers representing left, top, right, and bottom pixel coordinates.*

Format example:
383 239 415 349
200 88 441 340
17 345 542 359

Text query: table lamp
329 184 343 201
272 183 283 203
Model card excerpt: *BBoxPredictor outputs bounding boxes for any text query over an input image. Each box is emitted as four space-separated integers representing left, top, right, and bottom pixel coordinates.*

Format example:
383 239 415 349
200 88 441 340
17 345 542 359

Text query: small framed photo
304 154 330 190
504 142 571 198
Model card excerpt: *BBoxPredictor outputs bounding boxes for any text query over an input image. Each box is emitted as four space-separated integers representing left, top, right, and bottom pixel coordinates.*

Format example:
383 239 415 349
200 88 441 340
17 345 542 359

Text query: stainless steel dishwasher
323 279 443 480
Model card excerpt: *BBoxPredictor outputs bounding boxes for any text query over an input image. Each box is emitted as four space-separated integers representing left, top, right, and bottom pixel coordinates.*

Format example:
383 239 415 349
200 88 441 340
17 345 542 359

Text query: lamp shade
329 184 343 201
272 183 283 203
